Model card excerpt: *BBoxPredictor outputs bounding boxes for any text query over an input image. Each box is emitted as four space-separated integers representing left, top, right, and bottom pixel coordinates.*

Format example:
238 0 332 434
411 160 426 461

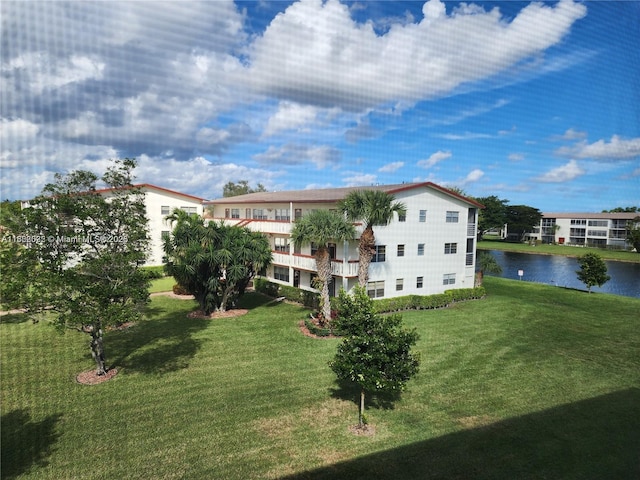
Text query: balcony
271 251 359 278
467 224 476 237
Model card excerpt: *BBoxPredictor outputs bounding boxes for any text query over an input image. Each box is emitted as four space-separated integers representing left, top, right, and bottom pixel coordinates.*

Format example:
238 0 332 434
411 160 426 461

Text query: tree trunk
359 389 366 427
89 325 107 375
358 227 376 287
475 270 484 287
315 247 332 326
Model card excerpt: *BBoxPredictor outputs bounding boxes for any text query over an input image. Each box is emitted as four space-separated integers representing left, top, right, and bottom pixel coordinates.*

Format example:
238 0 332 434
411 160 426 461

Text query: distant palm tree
290 209 356 325
475 251 503 287
338 190 406 287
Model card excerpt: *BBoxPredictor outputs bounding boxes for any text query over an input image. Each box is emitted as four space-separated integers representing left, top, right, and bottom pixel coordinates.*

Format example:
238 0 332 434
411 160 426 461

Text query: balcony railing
467 224 476 237
271 251 359 277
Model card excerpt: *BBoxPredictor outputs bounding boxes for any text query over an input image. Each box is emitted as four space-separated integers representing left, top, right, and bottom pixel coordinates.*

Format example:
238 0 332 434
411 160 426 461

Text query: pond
483 250 640 299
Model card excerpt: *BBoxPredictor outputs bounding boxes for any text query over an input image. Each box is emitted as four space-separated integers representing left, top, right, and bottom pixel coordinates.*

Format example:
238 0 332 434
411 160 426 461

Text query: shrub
254 278 280 297
141 265 165 279
172 284 190 295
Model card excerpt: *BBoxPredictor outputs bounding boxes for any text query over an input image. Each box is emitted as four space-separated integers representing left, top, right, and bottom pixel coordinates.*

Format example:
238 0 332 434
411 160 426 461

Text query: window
419 210 427 222
416 276 423 288
446 211 459 223
367 280 385 298
588 220 608 227
417 243 425 256
571 219 586 225
397 244 405 257
161 205 170 215
231 208 240 219
181 206 197 214
372 245 386 262
273 266 290 282
587 230 607 237
396 278 404 291
443 273 456 285
398 212 406 222
444 243 458 254
275 208 290 221
225 208 230 218
252 209 268 220
294 208 302 220
274 237 289 253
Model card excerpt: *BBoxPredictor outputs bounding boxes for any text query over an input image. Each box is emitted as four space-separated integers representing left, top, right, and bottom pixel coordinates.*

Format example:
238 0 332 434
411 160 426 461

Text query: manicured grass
2 278 639 479
148 276 175 293
478 239 640 263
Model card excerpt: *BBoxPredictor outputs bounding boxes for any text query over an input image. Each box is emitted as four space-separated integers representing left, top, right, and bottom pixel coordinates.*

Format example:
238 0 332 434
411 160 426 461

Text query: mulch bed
187 309 249 319
76 368 118 385
348 424 376 436
298 319 341 339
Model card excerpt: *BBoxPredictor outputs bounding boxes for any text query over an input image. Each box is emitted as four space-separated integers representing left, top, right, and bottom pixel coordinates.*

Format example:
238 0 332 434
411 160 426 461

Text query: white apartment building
205 182 483 299
98 184 206 265
530 212 638 249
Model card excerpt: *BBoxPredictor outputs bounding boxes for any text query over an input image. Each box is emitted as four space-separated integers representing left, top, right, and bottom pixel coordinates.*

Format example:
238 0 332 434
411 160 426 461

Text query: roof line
93 183 207 202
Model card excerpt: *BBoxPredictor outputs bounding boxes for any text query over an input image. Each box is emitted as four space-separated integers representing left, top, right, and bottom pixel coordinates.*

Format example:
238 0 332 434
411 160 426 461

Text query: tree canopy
164 210 272 314
626 216 640 253
505 204 542 240
222 180 267 198
3 158 150 375
338 189 406 286
476 195 509 236
576 252 610 293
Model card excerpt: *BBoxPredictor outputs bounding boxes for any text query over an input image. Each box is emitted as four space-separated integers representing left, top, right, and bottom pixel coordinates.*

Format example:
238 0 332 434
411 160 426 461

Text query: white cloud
248 0 586 110
417 150 451 168
378 162 404 173
537 159 585 183
342 173 378 186
557 135 640 160
508 153 525 162
253 144 341 169
263 101 319 137
461 169 485 185
559 128 587 140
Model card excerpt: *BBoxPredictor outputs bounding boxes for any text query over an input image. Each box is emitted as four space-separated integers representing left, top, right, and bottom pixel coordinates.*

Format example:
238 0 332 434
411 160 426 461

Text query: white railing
467 224 476 237
272 252 358 277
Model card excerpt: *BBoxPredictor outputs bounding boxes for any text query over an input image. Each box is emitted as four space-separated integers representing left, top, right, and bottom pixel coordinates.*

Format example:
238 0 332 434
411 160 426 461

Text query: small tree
164 210 272 314
222 180 267 198
14 158 150 375
576 252 610 293
330 287 420 429
475 251 503 287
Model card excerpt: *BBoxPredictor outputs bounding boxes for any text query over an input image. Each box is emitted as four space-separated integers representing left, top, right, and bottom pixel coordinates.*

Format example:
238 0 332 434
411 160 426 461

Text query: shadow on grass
282 388 640 480
1 409 62 479
107 303 209 375
0 312 30 325
329 378 402 412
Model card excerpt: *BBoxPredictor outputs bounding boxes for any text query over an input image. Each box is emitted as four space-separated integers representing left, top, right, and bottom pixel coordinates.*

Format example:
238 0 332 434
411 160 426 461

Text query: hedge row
371 287 486 313
254 278 485 314
141 265 166 279
254 278 319 309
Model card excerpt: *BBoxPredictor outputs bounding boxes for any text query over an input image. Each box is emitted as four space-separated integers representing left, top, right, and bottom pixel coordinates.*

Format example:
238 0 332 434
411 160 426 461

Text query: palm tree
338 190 407 287
475 251 503 287
290 209 356 325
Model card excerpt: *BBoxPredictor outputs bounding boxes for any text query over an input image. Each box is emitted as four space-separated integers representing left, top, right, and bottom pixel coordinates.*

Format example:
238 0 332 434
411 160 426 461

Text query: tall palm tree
338 190 407 287
290 209 356 325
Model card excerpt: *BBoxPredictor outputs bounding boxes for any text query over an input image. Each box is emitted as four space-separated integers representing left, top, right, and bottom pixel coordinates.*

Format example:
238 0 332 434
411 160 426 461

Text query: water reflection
484 250 640 298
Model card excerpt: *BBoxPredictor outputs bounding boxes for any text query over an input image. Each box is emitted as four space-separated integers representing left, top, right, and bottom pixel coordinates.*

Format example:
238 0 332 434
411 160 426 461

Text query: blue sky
2 0 638 211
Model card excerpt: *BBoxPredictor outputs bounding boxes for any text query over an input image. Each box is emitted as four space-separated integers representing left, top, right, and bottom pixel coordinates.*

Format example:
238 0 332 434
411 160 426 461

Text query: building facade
529 212 637 249
99 184 206 266
205 182 483 299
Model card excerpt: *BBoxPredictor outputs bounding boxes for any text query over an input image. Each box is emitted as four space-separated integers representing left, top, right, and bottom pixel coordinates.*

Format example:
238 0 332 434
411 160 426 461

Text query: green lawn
478 239 640 263
148 276 175 293
2 278 639 479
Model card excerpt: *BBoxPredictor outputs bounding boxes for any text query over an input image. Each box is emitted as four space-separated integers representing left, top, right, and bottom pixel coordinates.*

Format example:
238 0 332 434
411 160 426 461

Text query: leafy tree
12 158 150 375
626 216 640 252
338 190 406 286
330 286 420 428
222 180 267 198
505 204 542 241
476 195 509 238
290 209 356 325
164 210 272 314
576 252 611 293
602 206 639 213
475 251 503 287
